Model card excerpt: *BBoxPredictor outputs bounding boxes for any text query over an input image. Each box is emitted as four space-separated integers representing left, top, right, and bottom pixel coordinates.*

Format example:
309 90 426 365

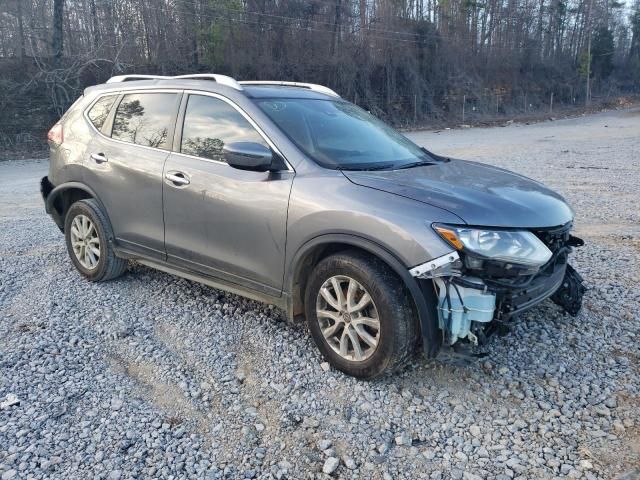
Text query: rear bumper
40 176 53 208
41 176 64 230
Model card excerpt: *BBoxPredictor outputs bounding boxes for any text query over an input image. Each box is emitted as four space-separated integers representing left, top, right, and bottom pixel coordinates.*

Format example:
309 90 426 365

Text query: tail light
48 123 64 145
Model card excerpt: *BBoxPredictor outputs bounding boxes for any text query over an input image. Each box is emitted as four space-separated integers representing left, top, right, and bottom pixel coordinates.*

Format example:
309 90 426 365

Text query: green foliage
202 0 246 68
555 0 567 19
591 26 614 80
578 51 591 79
204 22 226 67
631 5 640 57
465 0 485 10
630 4 640 86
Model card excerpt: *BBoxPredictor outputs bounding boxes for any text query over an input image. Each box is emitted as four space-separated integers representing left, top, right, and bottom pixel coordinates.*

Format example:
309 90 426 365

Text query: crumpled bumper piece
551 264 586 316
409 251 461 279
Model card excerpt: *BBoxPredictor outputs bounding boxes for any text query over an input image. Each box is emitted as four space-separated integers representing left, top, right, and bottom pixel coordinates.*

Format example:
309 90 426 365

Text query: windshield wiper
421 147 451 162
337 163 396 171
395 160 436 169
361 164 396 171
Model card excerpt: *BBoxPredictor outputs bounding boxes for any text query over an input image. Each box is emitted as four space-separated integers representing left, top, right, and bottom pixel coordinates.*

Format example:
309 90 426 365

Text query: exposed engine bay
411 222 586 346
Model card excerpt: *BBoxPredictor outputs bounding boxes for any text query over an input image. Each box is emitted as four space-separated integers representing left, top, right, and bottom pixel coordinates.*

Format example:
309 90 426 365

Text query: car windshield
256 98 435 170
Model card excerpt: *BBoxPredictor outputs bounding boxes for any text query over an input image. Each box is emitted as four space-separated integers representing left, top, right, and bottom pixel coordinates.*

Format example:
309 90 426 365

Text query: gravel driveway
1 108 639 480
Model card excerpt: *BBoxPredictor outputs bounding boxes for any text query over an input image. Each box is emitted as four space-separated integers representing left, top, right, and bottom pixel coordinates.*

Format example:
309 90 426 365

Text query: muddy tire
305 250 420 379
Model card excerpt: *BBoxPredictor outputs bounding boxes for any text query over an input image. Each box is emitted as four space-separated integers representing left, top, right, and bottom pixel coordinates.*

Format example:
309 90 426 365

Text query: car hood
342 159 573 228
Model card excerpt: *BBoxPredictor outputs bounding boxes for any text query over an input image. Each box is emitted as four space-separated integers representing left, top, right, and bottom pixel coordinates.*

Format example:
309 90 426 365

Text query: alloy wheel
70 214 100 270
315 275 380 361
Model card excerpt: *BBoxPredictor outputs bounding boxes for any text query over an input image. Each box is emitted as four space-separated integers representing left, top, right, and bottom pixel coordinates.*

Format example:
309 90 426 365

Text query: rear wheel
305 250 419 379
64 199 128 282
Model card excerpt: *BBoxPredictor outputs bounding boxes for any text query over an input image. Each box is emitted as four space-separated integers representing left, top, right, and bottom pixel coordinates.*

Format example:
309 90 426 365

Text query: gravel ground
1 108 639 480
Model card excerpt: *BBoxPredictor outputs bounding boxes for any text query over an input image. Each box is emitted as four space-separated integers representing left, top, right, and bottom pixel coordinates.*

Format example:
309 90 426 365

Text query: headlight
433 224 552 267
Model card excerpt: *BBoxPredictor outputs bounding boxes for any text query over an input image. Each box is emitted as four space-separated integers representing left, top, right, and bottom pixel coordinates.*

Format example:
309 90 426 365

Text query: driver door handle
165 171 190 186
90 152 108 164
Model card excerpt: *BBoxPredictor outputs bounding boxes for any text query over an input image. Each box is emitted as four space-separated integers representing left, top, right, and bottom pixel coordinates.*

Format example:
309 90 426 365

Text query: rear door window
87 94 117 131
111 93 178 150
180 94 267 162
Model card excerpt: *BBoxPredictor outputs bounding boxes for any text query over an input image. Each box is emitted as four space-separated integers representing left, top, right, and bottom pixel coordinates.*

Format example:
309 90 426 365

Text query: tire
64 199 128 282
304 250 420 379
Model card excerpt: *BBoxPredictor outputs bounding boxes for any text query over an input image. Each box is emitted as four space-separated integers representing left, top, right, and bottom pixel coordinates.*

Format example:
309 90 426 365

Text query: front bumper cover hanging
550 264 586 316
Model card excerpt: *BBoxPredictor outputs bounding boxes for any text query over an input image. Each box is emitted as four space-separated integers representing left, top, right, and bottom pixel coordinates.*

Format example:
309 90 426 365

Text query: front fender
286 233 441 357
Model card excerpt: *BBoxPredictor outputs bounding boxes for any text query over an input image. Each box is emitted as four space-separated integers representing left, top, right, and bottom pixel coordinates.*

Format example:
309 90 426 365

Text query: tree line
0 0 639 151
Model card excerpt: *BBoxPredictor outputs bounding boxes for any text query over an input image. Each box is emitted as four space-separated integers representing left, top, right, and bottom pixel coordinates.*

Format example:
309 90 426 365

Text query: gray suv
41 74 585 378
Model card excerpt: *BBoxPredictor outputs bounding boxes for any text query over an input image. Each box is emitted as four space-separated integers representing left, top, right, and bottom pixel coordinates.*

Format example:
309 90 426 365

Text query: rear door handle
90 152 108 164
165 171 190 186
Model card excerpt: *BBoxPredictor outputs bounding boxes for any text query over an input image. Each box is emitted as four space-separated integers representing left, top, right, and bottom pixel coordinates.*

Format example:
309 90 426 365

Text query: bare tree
52 0 64 59
0 0 637 153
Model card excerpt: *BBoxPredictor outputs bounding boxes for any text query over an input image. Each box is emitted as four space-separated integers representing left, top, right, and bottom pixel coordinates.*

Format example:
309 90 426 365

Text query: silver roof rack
238 81 340 98
172 74 243 91
106 74 244 92
106 75 170 83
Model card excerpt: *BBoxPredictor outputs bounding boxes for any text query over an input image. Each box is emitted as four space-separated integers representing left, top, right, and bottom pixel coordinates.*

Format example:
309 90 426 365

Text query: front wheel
64 199 128 282
304 250 420 379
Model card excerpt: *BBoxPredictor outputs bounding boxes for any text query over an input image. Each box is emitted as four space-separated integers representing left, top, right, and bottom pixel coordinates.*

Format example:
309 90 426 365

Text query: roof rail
172 74 243 91
238 81 340 98
106 75 170 83
105 74 244 92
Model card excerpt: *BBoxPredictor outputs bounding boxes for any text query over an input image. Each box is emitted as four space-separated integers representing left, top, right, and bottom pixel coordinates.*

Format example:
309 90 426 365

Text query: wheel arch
285 234 441 357
46 182 106 231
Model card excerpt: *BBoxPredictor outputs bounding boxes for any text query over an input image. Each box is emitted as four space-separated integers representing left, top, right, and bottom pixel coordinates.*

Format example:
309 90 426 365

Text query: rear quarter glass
87 95 118 131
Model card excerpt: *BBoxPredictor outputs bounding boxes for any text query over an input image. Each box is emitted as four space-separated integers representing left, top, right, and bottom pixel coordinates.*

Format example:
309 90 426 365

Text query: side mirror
223 142 273 172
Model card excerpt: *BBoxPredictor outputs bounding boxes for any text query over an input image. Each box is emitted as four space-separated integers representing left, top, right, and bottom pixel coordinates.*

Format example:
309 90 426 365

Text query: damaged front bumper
411 224 586 346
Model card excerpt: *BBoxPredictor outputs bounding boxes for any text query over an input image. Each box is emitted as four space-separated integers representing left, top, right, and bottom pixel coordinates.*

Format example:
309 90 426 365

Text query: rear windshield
256 98 432 170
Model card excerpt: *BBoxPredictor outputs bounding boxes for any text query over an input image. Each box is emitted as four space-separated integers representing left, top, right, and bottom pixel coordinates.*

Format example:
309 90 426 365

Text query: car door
83 90 181 260
162 92 294 296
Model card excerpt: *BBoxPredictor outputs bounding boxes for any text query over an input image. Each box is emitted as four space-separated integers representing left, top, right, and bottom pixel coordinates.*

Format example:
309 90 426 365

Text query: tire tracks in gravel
127 292 353 477
95 295 278 467
150 314 304 469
